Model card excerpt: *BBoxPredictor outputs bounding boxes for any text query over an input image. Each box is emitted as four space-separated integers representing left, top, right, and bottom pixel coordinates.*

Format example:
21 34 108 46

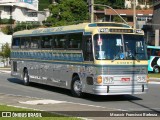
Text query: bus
11 22 148 97
147 45 160 73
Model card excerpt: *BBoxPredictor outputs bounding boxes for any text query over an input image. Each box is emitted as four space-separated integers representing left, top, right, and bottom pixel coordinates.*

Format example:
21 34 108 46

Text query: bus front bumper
92 84 148 95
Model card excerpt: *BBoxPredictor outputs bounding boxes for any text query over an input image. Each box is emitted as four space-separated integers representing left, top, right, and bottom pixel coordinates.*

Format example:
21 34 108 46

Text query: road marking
19 99 66 105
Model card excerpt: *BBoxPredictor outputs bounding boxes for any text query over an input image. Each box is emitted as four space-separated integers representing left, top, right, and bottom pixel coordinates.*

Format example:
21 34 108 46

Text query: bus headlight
137 76 146 83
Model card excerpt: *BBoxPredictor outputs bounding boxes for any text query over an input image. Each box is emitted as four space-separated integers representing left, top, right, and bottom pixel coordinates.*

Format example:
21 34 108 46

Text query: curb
0 70 11 73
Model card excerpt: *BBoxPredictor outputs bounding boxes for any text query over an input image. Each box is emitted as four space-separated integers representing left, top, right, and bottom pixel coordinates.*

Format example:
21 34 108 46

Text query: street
0 71 160 119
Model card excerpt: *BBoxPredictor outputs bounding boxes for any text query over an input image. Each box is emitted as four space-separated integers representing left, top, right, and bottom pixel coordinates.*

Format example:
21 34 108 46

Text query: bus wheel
154 66 160 73
23 69 30 86
71 76 83 97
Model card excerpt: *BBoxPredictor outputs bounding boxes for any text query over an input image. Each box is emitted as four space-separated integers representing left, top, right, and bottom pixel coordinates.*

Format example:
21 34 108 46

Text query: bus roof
13 22 132 37
147 46 160 49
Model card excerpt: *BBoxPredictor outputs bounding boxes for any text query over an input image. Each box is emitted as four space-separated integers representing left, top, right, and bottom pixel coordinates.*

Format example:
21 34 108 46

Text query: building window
4 6 10 15
28 12 37 17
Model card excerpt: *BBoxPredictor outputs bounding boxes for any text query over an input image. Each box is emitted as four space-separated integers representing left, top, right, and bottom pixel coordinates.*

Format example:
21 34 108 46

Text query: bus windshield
94 34 147 60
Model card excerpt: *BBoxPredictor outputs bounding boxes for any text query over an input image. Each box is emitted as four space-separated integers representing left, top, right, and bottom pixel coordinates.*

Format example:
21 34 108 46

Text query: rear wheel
23 69 30 86
71 76 83 97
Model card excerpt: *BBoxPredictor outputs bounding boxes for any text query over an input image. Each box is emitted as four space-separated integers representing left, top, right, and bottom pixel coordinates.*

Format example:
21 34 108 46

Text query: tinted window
68 33 82 49
30 37 40 49
12 38 20 49
54 35 66 49
41 36 53 49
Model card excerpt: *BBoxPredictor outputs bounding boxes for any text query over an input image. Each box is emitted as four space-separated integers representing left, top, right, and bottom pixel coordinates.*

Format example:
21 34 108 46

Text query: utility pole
91 0 94 23
133 0 136 29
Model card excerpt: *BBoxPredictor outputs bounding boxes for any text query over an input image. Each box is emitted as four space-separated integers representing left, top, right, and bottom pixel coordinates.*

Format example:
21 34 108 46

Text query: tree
112 0 125 9
1 26 13 35
94 0 124 9
94 0 111 10
0 43 11 58
44 0 89 26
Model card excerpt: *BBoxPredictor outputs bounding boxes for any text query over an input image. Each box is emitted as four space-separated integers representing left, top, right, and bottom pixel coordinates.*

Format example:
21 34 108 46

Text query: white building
125 0 150 9
125 0 139 8
0 0 39 22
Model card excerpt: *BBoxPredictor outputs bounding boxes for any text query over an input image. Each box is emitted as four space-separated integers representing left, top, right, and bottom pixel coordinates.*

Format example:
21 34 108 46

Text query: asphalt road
0 71 160 117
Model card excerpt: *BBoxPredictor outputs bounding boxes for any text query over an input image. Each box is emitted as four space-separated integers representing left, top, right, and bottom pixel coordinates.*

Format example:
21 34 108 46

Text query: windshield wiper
112 51 123 62
131 54 140 62
128 51 140 62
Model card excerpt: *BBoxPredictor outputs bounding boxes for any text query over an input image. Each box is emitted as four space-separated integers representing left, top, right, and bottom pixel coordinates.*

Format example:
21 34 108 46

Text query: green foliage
39 0 50 11
44 0 89 27
112 0 125 9
0 18 14 24
14 22 41 32
94 0 124 9
1 26 13 35
94 0 111 10
113 16 127 23
0 43 11 58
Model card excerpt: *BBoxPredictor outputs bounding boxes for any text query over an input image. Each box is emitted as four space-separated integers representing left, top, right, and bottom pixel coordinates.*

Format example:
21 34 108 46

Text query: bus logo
121 78 130 82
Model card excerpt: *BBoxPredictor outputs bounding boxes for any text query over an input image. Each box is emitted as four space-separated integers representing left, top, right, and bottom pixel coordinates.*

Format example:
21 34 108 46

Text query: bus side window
24 38 31 49
54 35 66 49
12 38 20 49
68 33 82 49
83 36 93 61
30 37 40 49
41 36 52 49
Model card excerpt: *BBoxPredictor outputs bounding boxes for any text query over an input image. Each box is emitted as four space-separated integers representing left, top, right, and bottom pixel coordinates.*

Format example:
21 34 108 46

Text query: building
152 0 160 46
95 9 153 29
125 0 151 9
0 0 39 22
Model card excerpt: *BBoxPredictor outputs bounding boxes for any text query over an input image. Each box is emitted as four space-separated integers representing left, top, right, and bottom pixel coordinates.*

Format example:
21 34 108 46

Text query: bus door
82 35 94 93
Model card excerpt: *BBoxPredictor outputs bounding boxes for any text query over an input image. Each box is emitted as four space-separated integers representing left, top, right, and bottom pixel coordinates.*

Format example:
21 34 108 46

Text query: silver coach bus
11 22 148 97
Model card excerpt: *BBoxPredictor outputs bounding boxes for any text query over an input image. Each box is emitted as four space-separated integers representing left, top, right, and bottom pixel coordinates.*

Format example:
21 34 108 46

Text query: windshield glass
94 34 147 60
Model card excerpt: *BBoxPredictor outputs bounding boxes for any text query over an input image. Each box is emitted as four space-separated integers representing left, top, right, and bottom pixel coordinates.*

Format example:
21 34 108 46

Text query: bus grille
102 66 147 75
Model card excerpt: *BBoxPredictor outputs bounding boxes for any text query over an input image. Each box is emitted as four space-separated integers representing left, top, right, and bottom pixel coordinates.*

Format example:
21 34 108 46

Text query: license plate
121 78 130 82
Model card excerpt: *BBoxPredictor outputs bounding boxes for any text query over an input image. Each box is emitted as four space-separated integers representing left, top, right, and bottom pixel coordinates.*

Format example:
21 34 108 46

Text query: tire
71 76 83 97
23 69 30 86
153 66 160 73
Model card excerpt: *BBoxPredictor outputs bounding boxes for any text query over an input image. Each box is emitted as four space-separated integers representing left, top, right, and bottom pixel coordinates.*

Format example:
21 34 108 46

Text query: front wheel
23 69 30 86
154 66 160 73
71 76 83 97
